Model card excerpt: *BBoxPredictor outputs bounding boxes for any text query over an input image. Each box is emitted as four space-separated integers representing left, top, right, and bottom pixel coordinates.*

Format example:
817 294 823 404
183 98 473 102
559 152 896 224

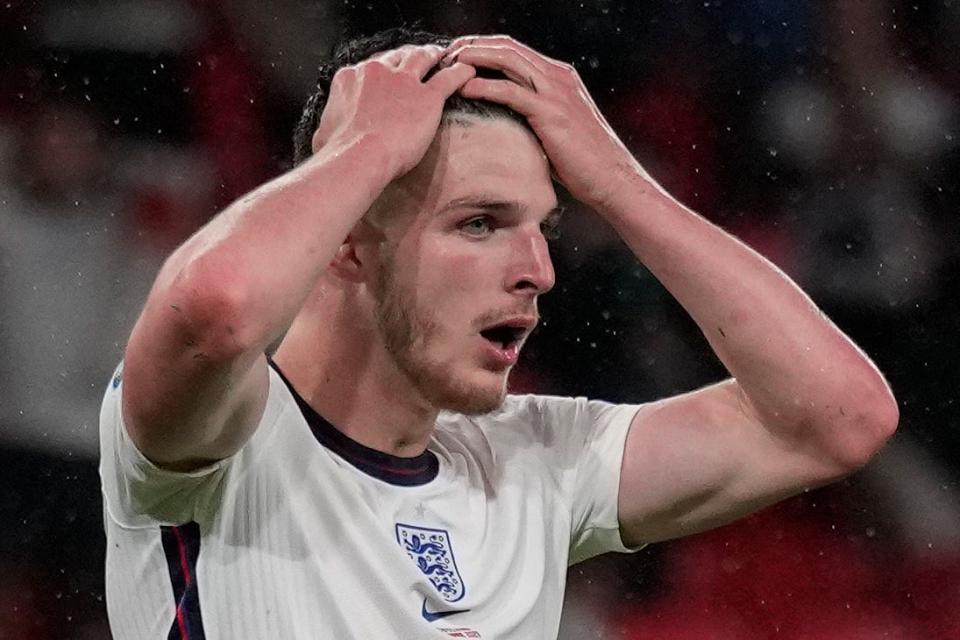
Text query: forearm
598 168 897 459
152 134 391 353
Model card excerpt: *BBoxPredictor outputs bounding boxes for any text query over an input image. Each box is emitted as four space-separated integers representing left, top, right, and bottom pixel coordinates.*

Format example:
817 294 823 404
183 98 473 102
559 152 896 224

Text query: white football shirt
99 360 642 639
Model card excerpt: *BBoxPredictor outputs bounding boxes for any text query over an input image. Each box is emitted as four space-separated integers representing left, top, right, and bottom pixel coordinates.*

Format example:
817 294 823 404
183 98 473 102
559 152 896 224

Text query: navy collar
268 359 439 486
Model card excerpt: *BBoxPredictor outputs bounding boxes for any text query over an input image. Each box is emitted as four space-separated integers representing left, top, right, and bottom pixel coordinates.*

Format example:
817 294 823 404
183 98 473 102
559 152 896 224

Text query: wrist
311 132 396 192
583 160 659 218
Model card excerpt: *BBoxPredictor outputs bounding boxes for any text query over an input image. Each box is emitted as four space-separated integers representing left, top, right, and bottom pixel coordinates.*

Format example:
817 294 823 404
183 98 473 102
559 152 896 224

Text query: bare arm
604 175 899 541
122 47 476 469
446 36 898 544
564 81 898 545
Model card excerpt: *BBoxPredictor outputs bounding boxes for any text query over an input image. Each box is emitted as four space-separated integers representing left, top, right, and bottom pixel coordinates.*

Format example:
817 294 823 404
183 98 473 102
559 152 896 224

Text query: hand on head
442 35 643 211
313 44 476 180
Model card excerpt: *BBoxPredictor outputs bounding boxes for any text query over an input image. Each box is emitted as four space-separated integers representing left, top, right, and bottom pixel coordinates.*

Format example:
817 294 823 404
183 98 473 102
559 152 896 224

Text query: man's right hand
313 44 476 181
121 45 474 472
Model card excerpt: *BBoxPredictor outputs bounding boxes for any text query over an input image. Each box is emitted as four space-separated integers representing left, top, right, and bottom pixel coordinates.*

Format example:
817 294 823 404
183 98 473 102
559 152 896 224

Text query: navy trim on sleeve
161 521 207 640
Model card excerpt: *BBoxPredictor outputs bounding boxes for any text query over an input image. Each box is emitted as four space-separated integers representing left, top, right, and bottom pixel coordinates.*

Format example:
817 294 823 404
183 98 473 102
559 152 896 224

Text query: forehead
394 118 557 218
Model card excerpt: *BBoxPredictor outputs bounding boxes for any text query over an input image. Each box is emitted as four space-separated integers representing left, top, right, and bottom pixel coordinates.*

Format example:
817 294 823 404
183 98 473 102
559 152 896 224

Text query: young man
99 28 898 639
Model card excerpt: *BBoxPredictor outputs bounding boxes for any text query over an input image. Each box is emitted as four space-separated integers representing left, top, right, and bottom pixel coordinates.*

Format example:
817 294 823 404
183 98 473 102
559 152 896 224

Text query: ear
327 219 381 283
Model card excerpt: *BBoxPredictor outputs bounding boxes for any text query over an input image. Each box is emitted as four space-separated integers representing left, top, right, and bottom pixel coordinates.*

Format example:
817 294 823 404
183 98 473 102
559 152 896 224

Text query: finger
426 62 477 98
397 44 446 78
447 45 543 92
458 77 539 116
447 34 560 73
373 47 406 67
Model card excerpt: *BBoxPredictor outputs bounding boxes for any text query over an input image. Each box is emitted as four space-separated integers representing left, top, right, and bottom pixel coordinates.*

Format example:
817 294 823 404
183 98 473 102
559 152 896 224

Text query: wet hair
291 26 530 166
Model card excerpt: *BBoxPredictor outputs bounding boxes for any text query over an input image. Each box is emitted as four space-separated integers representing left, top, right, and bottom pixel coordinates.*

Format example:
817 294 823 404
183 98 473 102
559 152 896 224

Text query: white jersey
99 360 642 640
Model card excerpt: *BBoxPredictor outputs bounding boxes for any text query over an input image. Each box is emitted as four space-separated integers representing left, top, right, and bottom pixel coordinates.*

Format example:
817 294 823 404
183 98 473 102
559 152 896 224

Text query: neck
272 293 438 458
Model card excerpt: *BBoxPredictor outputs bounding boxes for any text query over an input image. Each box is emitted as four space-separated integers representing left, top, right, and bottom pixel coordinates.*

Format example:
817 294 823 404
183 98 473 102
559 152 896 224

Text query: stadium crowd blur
1 1 958 638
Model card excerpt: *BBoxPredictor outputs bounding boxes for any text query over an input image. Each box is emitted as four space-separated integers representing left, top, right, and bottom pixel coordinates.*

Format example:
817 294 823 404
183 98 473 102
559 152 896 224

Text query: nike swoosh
421 598 471 622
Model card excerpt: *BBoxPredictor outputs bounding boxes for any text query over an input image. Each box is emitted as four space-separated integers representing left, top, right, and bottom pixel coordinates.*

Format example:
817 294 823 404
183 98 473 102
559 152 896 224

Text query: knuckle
365 59 390 75
330 67 353 88
333 65 354 80
559 63 579 82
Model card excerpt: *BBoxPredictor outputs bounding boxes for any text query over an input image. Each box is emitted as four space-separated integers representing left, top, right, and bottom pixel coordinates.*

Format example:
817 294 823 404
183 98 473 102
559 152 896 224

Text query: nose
505 227 555 295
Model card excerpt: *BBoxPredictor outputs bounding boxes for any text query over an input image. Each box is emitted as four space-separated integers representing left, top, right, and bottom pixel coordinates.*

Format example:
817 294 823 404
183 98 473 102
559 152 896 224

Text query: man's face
369 117 558 414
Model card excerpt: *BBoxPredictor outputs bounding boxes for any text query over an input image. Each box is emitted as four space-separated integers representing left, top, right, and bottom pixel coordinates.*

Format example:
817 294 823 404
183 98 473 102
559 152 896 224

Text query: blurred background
1 0 958 637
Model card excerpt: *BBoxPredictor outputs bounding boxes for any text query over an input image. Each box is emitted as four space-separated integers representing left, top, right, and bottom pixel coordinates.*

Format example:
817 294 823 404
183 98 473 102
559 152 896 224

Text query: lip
479 336 521 369
478 314 539 334
475 314 537 370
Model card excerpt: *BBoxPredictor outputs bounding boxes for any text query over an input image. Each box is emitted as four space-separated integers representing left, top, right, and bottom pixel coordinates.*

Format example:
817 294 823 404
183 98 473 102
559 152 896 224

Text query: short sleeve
525 395 645 565
98 362 230 528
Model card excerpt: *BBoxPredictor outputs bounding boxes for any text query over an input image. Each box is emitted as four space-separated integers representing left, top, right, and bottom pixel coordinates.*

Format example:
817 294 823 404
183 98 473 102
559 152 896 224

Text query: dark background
1 1 958 637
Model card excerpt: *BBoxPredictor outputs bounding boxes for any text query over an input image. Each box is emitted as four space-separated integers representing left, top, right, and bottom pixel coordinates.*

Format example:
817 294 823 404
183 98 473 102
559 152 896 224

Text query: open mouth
479 324 528 350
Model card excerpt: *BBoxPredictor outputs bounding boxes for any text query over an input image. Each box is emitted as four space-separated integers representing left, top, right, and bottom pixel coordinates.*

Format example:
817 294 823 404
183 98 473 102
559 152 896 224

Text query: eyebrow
437 195 564 220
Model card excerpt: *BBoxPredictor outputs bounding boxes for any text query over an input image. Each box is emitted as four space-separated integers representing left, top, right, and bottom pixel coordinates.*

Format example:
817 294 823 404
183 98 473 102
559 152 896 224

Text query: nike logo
421 598 470 622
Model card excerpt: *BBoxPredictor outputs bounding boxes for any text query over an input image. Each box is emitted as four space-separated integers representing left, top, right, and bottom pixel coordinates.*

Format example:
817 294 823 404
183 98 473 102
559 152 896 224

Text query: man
99 28 898 639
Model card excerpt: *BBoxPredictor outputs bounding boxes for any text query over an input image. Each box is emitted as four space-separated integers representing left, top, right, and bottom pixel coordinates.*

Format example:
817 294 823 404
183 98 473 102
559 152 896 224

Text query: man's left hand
445 35 643 211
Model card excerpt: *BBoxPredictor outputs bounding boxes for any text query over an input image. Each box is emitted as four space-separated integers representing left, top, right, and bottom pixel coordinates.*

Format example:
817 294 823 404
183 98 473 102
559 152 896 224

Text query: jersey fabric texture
99 360 642 639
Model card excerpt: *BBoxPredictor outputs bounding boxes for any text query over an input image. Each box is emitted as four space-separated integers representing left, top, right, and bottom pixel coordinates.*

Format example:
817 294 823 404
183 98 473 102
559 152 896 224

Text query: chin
427 369 509 415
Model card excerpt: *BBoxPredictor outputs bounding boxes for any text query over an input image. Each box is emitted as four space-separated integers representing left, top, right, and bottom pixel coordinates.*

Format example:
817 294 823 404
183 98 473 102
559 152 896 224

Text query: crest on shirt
395 523 466 603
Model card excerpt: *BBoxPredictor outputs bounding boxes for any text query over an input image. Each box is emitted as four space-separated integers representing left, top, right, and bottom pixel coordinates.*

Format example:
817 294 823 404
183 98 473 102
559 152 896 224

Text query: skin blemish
718 327 726 338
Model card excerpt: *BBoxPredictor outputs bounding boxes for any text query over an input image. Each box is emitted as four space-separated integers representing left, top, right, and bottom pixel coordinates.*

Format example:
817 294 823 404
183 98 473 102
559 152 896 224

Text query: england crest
395 523 466 603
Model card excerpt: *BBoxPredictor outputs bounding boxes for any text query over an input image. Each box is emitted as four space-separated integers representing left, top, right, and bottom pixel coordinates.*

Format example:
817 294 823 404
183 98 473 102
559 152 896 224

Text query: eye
540 210 563 241
460 215 495 237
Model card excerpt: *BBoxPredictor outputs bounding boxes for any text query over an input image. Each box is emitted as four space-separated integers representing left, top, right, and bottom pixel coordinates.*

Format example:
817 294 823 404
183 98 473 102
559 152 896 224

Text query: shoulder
254 364 308 442
436 394 594 448
491 394 625 426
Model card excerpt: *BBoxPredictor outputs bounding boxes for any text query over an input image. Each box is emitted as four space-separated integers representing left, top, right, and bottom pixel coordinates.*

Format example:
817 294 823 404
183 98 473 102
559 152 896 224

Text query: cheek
416 248 495 327
418 243 491 294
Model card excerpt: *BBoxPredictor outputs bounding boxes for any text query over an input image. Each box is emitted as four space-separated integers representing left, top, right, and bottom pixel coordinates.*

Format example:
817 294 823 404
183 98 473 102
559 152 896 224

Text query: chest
204 438 573 637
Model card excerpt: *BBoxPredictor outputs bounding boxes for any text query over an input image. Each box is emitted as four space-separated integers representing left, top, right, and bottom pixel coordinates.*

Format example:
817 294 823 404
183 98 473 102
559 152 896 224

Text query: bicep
617 379 845 545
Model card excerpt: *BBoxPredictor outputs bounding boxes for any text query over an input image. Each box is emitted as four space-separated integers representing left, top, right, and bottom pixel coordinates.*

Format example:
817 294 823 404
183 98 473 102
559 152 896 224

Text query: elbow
834 379 899 471
164 263 262 361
